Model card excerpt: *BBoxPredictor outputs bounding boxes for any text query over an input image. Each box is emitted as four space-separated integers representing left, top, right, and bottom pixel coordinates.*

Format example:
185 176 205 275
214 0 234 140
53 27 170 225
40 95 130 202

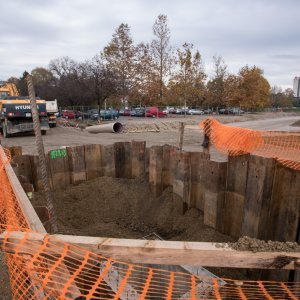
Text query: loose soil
0 253 11 300
229 236 300 253
32 176 232 243
33 176 253 280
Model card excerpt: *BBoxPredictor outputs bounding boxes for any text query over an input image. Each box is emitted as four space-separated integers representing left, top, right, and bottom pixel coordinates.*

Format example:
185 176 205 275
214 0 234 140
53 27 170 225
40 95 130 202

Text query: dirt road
2 113 299 157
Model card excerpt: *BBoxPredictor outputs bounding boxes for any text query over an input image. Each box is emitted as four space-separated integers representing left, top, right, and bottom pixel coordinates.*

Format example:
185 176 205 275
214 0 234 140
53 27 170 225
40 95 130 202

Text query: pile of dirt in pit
32 176 233 244
229 236 300 253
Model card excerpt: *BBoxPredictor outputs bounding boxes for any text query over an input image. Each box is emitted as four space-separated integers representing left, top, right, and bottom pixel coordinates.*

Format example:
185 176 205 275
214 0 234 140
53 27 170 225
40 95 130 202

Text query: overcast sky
1 0 299 89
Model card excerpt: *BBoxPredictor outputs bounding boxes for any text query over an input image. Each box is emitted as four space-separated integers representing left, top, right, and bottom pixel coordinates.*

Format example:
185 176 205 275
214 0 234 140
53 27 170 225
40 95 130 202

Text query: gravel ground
1 113 299 158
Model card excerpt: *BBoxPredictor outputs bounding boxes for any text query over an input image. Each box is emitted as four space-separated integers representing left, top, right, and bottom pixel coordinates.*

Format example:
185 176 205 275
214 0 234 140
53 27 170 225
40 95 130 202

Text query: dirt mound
32 176 232 243
229 236 300 253
123 119 198 133
291 120 300 127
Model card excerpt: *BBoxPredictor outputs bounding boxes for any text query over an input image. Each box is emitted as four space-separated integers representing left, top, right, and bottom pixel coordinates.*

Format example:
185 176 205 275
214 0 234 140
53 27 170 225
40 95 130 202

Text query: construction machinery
0 81 49 137
46 99 58 127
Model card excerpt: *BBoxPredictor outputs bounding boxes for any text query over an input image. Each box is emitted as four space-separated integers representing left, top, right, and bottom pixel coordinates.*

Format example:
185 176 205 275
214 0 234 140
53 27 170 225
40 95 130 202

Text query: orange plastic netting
199 119 300 170
1 139 300 299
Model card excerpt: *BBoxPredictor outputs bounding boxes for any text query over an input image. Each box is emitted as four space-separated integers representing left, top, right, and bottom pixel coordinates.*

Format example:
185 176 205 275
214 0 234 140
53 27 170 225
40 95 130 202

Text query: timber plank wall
9 142 300 244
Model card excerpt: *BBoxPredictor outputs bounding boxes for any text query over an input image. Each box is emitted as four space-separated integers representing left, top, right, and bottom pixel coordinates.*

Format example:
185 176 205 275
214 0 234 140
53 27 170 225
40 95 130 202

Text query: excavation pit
32 176 233 243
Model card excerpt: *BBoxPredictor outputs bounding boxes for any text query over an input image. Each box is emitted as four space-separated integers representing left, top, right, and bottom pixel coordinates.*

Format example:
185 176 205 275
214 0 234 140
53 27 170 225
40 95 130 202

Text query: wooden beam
0 147 46 233
0 147 81 299
1 231 300 270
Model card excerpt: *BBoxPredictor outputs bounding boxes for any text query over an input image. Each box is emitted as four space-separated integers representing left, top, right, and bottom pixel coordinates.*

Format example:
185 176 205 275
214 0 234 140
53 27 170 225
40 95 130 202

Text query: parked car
76 111 93 119
119 109 132 116
187 109 204 115
62 110 76 119
230 108 245 114
218 108 230 115
146 107 167 118
90 109 119 120
163 107 176 114
218 108 244 115
175 107 189 115
204 108 213 114
133 108 145 117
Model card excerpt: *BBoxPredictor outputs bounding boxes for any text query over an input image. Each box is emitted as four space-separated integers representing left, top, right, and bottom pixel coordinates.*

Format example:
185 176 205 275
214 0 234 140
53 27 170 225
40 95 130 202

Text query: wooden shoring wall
10 142 300 245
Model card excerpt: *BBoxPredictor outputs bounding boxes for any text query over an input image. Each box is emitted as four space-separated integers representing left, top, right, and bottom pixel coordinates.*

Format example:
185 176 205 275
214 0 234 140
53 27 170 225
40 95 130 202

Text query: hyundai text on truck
0 81 49 137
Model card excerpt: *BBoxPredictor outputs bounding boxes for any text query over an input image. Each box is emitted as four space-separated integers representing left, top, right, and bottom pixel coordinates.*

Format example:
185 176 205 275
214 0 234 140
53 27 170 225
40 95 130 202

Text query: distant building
293 76 300 97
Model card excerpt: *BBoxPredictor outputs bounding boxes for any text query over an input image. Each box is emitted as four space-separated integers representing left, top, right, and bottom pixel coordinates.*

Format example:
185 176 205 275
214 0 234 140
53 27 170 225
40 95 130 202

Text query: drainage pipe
86 122 123 133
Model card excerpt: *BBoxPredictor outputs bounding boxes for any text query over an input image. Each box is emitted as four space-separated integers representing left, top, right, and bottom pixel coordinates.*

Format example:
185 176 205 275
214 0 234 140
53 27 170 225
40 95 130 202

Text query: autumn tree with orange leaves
169 43 206 106
238 66 270 109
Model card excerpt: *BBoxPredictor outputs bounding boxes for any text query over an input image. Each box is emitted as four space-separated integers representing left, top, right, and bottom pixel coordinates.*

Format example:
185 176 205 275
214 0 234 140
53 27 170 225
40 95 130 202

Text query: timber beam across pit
1 231 300 270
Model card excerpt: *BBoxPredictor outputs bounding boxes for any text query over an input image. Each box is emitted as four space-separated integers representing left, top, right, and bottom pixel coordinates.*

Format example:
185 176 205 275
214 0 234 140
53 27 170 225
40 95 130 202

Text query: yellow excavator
0 81 49 137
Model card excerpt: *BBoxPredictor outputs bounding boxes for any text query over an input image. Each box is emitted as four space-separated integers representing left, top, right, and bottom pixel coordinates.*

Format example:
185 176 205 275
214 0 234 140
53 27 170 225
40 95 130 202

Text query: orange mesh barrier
1 145 300 299
1 230 300 300
199 119 300 170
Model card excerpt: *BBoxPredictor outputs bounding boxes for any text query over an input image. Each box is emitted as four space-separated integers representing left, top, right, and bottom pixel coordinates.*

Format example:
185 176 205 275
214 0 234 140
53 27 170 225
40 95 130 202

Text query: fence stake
178 122 184 150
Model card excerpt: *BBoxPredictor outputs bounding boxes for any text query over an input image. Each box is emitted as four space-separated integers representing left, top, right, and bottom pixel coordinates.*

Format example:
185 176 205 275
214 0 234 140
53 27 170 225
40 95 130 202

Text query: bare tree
206 55 228 107
86 54 117 108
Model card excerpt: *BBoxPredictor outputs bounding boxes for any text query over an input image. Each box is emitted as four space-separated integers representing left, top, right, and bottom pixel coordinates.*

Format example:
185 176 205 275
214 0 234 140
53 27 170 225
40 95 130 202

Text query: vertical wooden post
114 142 132 179
162 145 171 189
203 160 227 230
145 147 150 175
190 152 210 210
67 146 86 184
173 150 191 214
149 146 163 197
131 141 146 178
48 149 70 190
178 122 184 150
84 144 103 180
242 156 276 238
12 155 34 184
102 144 116 177
267 163 300 242
31 155 52 191
221 155 249 237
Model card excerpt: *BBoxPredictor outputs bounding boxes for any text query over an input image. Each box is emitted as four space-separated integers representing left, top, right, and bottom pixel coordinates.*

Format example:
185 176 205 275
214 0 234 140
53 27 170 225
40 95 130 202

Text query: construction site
0 79 300 299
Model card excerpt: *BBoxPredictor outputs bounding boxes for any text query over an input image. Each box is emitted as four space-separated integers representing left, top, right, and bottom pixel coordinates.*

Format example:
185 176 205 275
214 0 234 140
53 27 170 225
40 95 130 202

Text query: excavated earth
32 176 300 281
32 176 232 242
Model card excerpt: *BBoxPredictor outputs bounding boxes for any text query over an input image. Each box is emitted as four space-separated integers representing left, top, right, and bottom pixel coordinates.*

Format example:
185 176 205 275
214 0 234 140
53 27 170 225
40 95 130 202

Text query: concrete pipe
86 122 123 134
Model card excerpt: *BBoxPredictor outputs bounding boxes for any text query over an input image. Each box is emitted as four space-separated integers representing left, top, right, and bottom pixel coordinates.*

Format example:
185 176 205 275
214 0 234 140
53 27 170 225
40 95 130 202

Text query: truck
46 99 58 127
0 82 49 137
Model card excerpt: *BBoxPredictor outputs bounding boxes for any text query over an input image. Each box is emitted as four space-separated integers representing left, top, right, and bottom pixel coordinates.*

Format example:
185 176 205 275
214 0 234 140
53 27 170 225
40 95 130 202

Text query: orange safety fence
1 229 300 300
1 143 300 299
199 119 300 171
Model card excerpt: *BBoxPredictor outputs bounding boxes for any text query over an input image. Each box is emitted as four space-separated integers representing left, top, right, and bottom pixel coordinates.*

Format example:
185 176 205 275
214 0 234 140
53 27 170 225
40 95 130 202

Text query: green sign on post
50 148 67 159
